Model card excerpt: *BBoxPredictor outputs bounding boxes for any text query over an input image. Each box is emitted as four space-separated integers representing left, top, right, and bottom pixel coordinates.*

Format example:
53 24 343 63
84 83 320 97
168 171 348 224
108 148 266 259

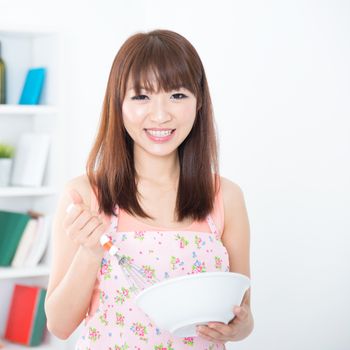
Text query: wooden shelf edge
0 265 50 279
0 105 57 115
0 339 54 349
0 186 58 197
0 26 60 36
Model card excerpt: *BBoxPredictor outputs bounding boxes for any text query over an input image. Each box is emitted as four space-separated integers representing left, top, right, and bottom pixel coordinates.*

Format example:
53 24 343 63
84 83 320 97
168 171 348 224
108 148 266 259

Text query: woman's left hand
196 304 254 344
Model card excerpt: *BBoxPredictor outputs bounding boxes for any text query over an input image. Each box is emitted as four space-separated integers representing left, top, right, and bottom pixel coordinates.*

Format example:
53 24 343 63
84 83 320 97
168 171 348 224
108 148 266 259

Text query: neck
134 147 180 188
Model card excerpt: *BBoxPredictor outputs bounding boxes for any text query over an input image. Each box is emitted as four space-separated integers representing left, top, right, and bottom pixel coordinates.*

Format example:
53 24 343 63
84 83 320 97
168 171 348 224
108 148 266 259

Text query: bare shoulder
219 176 250 262
219 175 245 213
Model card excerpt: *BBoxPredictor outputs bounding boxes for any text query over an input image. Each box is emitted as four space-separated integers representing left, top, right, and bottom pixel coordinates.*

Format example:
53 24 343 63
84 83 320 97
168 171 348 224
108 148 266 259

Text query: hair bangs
127 38 200 98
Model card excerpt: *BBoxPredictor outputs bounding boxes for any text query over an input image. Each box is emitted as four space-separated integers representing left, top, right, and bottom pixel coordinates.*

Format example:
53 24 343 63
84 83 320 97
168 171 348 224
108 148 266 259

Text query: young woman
45 29 254 349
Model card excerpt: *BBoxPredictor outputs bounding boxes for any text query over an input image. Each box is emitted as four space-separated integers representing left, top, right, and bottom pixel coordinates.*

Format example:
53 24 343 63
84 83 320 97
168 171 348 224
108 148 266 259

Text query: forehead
125 65 190 94
126 70 158 89
127 71 161 91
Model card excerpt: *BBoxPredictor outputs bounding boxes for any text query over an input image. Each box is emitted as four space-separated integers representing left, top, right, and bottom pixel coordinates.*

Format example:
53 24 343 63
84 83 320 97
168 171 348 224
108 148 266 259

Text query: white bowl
135 271 250 338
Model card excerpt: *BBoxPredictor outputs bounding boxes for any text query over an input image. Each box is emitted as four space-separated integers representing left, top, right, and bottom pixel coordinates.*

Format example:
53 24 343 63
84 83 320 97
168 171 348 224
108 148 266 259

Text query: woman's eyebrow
128 86 148 91
127 86 187 92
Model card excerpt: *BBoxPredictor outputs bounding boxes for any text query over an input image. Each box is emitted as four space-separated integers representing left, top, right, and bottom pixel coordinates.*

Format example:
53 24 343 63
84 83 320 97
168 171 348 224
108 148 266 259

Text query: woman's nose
149 97 171 122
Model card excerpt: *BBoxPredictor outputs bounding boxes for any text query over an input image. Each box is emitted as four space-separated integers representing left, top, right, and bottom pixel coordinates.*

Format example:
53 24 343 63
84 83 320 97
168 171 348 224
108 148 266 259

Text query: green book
0 210 31 266
30 288 47 346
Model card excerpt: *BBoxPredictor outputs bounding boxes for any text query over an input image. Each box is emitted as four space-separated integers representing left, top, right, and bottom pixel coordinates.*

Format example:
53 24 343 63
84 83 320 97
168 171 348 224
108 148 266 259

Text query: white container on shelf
10 132 51 187
0 158 13 186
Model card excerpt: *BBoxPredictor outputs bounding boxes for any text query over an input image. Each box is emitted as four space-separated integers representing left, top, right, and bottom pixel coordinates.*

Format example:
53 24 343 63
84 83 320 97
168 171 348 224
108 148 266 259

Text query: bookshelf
0 187 57 197
0 265 50 279
0 104 58 115
0 339 51 350
0 27 67 349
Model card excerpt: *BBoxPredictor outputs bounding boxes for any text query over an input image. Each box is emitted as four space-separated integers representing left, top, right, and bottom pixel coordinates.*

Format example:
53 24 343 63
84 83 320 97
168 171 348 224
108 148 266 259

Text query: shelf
0 265 50 279
0 339 54 349
0 186 57 197
0 26 59 37
0 105 57 116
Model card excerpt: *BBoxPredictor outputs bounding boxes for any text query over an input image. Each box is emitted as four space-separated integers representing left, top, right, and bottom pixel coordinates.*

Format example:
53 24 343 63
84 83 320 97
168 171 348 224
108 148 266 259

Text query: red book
4 284 47 346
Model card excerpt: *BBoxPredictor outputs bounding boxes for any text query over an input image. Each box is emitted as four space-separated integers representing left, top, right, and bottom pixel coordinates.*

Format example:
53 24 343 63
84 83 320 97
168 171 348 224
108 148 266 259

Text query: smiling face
122 74 197 158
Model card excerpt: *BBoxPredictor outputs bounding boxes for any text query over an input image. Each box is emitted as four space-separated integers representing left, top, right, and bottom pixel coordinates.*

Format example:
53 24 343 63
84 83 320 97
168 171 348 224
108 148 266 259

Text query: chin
141 144 178 157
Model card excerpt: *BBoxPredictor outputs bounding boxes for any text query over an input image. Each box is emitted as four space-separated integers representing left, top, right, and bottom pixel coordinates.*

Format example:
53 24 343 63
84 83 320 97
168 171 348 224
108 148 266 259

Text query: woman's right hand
63 188 109 260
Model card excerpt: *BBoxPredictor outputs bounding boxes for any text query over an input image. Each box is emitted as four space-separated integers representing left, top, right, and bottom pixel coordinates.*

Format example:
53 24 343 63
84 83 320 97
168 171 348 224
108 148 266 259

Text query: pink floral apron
75 204 230 350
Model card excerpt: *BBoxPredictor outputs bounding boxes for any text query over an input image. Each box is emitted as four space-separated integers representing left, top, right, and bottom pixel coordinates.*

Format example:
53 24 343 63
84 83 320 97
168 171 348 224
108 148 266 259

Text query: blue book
19 68 46 105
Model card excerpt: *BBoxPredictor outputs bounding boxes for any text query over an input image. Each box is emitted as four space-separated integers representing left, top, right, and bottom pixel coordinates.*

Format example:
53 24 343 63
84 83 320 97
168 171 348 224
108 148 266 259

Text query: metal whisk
100 234 160 294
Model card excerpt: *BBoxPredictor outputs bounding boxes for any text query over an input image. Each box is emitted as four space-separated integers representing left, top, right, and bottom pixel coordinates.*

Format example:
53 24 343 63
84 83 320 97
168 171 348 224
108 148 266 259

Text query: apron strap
206 214 221 240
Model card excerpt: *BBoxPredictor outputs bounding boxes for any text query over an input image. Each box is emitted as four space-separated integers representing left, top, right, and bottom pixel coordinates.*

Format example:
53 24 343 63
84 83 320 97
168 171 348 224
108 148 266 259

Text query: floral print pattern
115 312 125 327
100 258 113 280
192 260 206 273
214 256 223 270
76 205 230 349
175 234 189 248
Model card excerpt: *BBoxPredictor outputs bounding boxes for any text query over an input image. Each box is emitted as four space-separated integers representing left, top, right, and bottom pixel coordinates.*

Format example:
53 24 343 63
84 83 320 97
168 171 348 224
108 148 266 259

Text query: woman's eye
131 95 149 100
171 93 187 100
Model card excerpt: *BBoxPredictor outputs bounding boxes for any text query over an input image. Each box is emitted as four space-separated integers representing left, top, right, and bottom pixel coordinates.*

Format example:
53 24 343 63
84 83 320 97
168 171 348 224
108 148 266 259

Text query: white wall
1 0 349 349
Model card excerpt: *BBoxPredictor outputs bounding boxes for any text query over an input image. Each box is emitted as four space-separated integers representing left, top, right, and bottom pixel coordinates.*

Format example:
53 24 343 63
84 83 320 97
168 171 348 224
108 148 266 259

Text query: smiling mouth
144 129 176 137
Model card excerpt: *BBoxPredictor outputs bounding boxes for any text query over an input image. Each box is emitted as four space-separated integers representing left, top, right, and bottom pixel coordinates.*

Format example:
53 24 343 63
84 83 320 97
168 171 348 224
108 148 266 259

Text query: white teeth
146 129 173 137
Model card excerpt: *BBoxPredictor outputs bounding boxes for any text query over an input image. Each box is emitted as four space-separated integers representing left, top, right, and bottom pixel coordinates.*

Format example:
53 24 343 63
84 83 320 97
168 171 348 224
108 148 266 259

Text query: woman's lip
144 128 176 131
145 129 176 142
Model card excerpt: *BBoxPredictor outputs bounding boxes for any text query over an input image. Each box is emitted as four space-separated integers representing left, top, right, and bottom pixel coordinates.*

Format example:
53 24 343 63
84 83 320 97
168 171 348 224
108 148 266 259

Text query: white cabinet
0 27 68 349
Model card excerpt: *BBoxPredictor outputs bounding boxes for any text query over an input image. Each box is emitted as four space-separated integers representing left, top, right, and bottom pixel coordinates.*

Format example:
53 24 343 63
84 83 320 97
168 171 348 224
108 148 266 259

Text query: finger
197 333 225 344
66 189 90 214
69 188 84 205
63 203 84 229
85 222 110 248
196 325 226 343
234 305 248 321
206 322 233 337
78 216 102 242
196 330 225 344
66 202 75 214
66 209 93 240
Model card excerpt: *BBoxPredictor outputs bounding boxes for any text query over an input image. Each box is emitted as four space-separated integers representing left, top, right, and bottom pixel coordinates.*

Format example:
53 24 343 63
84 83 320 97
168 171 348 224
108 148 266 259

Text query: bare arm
44 176 108 339
221 177 252 306
196 177 254 343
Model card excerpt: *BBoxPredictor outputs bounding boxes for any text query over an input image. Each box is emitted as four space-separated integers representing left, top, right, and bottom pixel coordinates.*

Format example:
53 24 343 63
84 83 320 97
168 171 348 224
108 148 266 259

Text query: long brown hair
86 29 220 222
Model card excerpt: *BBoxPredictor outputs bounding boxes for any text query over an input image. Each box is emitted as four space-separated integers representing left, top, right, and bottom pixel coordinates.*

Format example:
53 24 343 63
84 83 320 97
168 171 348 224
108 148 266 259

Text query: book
11 210 49 267
0 210 31 266
10 132 51 187
4 284 47 346
18 67 46 105
11 218 38 267
25 214 51 267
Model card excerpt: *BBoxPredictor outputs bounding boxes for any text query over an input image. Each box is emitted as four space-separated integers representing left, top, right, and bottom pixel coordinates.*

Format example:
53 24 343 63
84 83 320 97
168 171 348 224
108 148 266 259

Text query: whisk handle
100 234 118 256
